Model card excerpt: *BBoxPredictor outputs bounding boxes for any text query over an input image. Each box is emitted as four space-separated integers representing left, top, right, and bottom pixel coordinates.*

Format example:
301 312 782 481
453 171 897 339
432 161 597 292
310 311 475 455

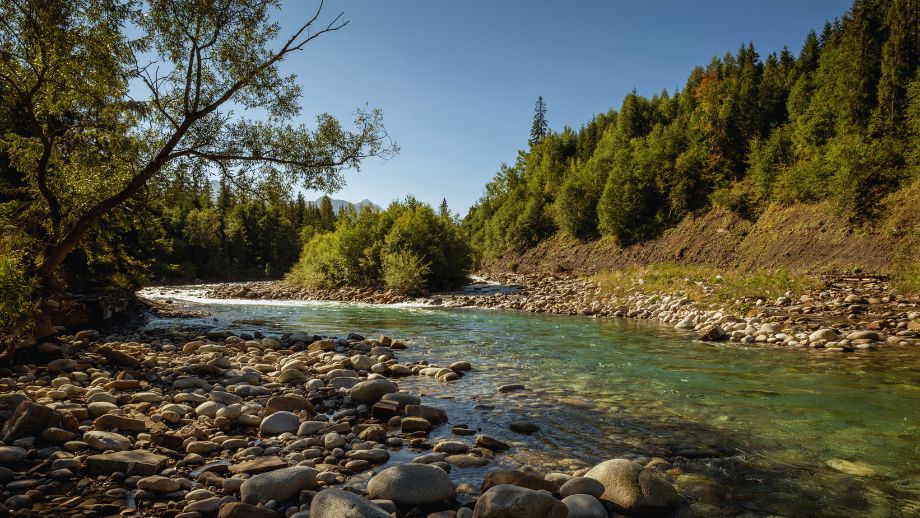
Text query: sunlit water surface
140 286 920 517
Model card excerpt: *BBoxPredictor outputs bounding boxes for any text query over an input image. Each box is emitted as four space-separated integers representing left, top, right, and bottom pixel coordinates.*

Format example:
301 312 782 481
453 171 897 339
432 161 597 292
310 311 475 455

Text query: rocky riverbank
0 328 683 517
200 274 920 353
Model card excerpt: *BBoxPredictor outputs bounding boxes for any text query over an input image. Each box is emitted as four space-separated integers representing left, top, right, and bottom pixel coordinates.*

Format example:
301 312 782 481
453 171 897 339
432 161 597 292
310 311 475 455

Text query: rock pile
0 328 684 517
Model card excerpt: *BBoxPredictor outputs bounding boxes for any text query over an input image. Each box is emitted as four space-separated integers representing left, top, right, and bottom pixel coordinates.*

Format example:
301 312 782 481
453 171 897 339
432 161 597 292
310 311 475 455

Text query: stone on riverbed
473 484 567 518
310 488 391 518
137 475 181 493
85 450 168 476
1 401 64 441
217 502 282 518
367 463 456 507
0 446 27 464
259 411 300 435
586 458 678 516
559 476 606 498
509 421 539 434
240 466 318 505
98 345 140 367
84 430 131 451
562 493 608 518
350 379 399 403
697 325 727 341
809 329 838 342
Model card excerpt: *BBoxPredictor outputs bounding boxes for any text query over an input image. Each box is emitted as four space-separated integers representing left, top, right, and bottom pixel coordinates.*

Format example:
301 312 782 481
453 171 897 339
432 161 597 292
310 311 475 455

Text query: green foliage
382 250 430 294
466 0 918 256
287 232 342 289
0 0 395 303
0 251 38 336
287 197 471 292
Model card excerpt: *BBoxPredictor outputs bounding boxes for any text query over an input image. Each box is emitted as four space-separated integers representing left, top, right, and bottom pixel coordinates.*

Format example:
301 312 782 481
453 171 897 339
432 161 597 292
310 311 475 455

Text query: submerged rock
586 458 679 516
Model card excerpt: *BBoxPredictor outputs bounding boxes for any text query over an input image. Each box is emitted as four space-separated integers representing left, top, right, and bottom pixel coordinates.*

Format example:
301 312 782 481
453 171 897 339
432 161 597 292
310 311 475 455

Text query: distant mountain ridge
312 197 381 214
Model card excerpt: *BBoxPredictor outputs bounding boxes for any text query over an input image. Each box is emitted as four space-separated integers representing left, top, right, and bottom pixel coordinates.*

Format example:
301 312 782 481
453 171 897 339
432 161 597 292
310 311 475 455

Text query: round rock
310 488 390 518
585 458 679 516
260 411 300 435
350 379 398 403
366 463 456 507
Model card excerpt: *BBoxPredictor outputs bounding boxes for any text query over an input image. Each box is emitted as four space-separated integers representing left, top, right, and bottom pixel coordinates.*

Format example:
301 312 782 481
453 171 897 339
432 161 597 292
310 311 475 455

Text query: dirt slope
483 181 920 276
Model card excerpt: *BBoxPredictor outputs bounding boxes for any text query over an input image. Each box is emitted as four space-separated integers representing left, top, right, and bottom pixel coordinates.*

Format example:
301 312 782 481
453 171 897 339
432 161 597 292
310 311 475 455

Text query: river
139 286 920 517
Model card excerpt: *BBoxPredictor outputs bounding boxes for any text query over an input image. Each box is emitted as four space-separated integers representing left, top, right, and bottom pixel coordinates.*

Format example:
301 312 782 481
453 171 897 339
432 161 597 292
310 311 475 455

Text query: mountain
312 197 381 214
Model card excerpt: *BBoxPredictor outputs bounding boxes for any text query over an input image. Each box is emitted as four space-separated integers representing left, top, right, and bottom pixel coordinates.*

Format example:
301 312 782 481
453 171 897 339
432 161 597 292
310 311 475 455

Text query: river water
139 286 920 517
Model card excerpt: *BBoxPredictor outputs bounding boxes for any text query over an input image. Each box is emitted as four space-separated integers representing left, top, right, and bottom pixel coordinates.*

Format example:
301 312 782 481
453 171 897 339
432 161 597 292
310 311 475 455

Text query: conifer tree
530 96 549 146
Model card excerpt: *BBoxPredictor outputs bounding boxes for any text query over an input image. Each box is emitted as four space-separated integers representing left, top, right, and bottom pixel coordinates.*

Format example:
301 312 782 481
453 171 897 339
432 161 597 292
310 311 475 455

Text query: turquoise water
142 289 920 517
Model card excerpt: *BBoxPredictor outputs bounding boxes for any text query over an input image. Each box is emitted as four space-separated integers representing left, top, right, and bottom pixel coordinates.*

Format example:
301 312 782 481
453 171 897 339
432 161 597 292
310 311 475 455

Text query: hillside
482 179 920 278
464 0 920 284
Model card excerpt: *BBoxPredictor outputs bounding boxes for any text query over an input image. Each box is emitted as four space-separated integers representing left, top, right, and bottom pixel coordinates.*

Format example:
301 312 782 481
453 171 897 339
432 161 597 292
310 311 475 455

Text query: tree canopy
465 0 920 258
0 0 396 333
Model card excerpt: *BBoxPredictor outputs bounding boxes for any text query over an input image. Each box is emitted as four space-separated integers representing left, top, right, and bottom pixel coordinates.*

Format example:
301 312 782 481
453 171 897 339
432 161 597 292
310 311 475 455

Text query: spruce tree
530 96 548 146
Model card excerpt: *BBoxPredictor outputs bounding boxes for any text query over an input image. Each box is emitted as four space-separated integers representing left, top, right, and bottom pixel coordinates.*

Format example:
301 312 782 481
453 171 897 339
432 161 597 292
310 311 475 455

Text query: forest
1 0 918 336
463 0 920 258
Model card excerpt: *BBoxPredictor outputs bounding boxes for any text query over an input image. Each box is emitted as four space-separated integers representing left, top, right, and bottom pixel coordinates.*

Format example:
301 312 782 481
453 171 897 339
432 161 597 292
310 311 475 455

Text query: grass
892 257 920 295
593 263 820 307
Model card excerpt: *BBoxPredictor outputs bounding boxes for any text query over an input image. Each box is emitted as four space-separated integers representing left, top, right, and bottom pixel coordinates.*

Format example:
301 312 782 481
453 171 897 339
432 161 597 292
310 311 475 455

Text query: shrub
382 250 431 294
285 232 342 288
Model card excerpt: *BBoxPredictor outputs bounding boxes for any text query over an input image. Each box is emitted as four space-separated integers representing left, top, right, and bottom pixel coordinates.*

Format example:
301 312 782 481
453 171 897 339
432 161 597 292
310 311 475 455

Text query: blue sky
279 0 853 213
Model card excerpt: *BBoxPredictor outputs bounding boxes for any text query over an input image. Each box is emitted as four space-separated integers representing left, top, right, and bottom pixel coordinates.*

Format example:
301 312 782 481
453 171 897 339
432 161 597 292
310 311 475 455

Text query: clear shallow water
141 287 920 517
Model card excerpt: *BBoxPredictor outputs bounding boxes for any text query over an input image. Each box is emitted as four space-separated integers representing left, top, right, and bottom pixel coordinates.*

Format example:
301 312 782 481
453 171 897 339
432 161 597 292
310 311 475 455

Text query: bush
0 251 38 337
555 172 600 239
285 232 342 288
382 250 430 294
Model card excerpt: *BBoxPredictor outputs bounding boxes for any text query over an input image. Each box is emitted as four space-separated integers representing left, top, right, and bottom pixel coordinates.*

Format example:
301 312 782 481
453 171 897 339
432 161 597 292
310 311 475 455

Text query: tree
529 95 548 146
318 195 336 231
0 0 396 309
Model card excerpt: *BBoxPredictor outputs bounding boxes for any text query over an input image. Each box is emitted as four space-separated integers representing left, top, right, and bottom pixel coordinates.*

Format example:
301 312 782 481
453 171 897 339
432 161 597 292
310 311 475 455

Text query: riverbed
140 286 920 517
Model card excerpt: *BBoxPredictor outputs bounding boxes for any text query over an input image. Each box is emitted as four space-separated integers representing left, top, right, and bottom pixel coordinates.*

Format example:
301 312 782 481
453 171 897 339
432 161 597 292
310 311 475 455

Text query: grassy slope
482 180 920 281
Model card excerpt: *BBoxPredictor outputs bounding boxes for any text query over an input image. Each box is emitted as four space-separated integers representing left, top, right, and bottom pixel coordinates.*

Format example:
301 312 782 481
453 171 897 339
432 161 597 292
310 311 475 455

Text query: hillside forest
1 0 919 337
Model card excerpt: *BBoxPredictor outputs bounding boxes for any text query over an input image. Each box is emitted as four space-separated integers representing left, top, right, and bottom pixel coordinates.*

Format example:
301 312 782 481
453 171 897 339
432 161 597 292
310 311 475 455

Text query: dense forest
464 0 920 257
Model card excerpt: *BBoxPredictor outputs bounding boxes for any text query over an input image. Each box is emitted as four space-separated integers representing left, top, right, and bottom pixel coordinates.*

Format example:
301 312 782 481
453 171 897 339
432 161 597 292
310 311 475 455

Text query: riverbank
196 272 920 353
0 326 681 517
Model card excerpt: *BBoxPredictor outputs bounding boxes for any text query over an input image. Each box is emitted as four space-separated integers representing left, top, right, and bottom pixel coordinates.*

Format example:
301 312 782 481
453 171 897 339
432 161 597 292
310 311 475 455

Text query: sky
277 0 854 213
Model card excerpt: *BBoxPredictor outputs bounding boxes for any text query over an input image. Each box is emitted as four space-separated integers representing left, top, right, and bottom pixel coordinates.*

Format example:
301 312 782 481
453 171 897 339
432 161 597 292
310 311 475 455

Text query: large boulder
218 502 282 518
562 494 607 518
259 411 300 435
1 401 64 441
350 379 398 403
240 466 318 505
585 459 678 516
481 470 557 493
310 488 391 518
472 484 567 518
366 463 455 507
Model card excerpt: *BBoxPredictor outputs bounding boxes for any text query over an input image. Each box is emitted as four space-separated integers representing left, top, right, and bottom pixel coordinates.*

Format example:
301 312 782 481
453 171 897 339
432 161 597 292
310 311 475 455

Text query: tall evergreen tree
529 96 549 146
873 0 919 136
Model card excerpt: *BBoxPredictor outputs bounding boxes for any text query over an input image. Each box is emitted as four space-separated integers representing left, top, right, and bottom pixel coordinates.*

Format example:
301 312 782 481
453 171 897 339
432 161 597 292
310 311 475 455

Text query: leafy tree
0 0 395 312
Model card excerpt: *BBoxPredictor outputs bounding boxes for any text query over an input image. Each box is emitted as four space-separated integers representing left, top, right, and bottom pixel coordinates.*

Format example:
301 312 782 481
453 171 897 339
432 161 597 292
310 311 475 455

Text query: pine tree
318 195 336 231
438 198 450 221
529 96 548 146
873 0 919 136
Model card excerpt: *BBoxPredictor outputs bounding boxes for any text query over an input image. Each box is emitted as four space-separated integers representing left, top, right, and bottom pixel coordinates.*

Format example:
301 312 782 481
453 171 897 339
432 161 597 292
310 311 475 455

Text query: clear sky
279 0 853 214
